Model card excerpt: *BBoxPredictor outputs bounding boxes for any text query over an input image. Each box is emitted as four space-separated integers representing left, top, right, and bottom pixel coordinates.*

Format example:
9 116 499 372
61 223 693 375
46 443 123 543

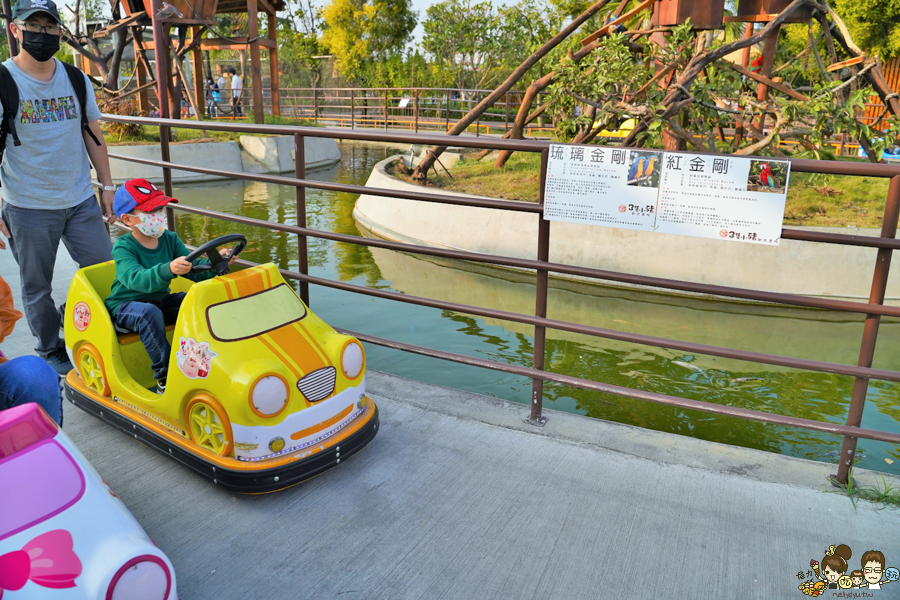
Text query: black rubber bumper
65 383 379 493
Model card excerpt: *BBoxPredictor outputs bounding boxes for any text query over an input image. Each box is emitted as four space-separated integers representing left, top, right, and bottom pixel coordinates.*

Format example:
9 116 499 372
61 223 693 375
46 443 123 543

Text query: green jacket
104 231 215 316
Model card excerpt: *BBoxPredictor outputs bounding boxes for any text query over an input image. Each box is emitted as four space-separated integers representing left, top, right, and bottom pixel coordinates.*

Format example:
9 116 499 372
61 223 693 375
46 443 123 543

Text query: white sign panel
654 153 791 245
544 144 662 232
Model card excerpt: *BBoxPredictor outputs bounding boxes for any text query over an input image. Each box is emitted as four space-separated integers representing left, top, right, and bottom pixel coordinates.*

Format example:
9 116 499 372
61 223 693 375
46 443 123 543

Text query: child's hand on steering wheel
219 248 236 263
170 257 192 275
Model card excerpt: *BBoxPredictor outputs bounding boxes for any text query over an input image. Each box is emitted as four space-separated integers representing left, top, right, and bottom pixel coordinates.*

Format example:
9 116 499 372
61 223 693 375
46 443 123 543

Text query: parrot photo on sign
628 157 646 183
760 163 776 188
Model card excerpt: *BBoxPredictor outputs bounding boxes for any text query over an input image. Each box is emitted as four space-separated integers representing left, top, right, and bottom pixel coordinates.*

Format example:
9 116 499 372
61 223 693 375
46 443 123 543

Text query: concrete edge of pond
354 154 900 303
100 136 341 184
366 369 900 495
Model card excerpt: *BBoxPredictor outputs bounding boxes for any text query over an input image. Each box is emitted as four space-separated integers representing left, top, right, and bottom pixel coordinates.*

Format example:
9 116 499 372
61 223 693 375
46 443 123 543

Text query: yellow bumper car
63 234 379 492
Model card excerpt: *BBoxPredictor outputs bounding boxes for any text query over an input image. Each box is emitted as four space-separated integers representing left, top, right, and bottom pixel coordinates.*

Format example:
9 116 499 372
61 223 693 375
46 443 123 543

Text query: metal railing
102 113 900 484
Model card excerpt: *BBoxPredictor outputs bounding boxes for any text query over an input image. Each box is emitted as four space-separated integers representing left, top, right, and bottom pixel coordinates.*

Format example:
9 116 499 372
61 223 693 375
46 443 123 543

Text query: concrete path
2 245 899 599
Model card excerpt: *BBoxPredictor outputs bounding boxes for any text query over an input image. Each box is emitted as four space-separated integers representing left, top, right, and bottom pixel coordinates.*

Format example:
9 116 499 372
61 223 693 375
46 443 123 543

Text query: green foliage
278 0 328 87
545 20 900 156
320 0 416 82
423 0 569 89
832 0 900 61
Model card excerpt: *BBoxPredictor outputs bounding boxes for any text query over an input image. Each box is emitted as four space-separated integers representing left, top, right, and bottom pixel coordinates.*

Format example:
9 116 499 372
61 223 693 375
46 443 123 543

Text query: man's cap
12 0 62 24
114 179 178 218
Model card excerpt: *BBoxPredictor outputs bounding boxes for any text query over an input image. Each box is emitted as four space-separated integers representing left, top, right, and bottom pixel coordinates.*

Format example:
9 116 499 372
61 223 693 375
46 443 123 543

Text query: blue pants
113 292 185 380
2 197 112 357
0 355 63 424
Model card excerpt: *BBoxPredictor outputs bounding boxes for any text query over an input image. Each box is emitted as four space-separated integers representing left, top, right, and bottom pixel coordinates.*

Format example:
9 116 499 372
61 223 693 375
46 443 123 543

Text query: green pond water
160 140 900 475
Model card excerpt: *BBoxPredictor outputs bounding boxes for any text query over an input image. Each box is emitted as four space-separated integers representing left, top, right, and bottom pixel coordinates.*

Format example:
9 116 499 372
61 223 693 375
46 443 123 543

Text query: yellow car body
63 261 378 492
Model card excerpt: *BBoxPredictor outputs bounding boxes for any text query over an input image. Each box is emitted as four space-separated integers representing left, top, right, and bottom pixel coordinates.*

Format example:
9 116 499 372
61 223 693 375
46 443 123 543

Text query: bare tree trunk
412 0 614 180
105 30 130 92
495 72 555 168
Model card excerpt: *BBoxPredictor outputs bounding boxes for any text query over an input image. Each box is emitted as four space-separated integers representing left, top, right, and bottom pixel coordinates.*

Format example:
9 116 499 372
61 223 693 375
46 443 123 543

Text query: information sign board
542 144 792 246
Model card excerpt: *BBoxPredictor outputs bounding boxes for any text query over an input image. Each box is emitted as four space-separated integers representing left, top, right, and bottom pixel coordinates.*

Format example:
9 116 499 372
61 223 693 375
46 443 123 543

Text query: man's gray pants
2 197 112 357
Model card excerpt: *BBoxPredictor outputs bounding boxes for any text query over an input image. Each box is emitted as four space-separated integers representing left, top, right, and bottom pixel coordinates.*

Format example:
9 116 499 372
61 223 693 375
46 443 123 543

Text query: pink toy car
0 403 177 599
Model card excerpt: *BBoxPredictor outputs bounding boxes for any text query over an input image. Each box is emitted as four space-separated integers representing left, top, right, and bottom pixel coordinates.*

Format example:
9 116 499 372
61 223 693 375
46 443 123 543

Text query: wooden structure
651 0 724 31
729 0 812 23
100 0 283 123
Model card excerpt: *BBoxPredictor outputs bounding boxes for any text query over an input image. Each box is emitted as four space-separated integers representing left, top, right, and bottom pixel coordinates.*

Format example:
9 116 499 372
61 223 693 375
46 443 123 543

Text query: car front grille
297 367 336 402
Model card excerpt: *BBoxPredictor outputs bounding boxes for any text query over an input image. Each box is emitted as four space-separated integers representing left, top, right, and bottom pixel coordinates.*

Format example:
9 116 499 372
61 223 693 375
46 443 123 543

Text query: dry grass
393 151 892 228
392 151 543 202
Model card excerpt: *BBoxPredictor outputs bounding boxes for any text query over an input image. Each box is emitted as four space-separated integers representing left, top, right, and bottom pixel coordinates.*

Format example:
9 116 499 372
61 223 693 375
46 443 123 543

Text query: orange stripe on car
233 267 267 297
290 405 353 441
266 323 328 375
258 334 302 380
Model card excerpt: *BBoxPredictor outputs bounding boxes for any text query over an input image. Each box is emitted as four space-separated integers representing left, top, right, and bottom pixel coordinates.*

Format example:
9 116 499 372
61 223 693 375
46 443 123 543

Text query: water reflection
161 141 900 474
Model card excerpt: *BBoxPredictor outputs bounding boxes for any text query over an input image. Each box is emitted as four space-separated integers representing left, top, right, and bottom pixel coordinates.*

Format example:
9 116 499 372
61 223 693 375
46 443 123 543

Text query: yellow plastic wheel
186 395 233 457
77 344 110 396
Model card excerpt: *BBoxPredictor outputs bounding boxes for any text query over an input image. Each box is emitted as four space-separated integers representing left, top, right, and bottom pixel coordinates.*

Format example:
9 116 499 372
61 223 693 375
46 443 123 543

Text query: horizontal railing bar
781 228 900 249
102 114 900 178
109 151 900 252
225 256 900 382
104 114 900 178
102 114 550 152
106 152 543 213
341 328 900 445
174 203 900 317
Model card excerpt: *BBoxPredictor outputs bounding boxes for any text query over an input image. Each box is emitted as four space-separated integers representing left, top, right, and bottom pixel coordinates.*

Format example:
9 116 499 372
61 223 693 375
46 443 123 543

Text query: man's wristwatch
102 185 117 192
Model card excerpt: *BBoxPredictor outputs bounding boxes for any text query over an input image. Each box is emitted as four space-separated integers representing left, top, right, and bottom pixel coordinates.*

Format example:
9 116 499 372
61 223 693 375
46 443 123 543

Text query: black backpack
0 60 101 187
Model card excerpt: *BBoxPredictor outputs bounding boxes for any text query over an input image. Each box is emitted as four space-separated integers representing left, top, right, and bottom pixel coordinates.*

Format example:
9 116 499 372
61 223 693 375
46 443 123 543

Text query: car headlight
107 556 171 600
341 341 364 379
250 375 289 417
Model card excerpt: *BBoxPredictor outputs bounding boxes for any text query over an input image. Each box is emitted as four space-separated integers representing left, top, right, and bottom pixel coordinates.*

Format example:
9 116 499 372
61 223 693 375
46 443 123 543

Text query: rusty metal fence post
505 91 509 133
530 148 551 425
835 174 900 483
351 90 355 130
313 89 318 123
161 126 174 231
445 91 450 130
384 90 389 130
294 133 310 306
414 89 419 134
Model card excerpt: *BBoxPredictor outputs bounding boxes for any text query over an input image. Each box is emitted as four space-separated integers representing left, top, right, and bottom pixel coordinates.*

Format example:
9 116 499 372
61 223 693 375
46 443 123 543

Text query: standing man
228 66 242 117
0 0 117 375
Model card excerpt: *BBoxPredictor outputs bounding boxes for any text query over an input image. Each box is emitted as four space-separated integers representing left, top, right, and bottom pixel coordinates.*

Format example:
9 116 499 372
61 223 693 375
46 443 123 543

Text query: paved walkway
2 245 899 599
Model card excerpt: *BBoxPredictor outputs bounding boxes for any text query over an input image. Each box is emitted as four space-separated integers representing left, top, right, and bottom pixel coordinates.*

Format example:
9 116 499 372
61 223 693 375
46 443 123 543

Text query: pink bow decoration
0 530 81 597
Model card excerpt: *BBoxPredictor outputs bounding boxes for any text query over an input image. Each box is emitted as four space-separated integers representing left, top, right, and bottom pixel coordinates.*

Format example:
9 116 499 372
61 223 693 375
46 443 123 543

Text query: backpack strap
0 64 22 149
62 61 101 147
0 64 21 188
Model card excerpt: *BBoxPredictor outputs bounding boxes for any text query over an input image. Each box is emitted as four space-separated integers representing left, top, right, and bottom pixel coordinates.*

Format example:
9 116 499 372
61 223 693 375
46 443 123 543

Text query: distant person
0 275 62 424
227 66 243 117
0 0 116 376
207 77 219 117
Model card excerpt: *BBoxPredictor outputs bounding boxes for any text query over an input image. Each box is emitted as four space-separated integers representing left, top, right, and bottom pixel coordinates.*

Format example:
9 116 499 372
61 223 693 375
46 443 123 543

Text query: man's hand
101 190 116 224
170 256 192 276
0 216 9 251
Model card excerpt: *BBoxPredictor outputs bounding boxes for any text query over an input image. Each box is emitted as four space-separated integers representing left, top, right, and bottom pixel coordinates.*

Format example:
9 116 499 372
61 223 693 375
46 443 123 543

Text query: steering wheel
184 233 248 276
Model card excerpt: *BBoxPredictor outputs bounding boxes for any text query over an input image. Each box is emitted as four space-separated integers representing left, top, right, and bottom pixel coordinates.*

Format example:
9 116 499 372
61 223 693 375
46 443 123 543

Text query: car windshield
207 283 307 341
0 440 85 541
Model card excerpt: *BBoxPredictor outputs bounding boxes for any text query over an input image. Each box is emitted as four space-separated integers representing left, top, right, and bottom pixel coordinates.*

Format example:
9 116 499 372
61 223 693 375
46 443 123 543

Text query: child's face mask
134 211 167 238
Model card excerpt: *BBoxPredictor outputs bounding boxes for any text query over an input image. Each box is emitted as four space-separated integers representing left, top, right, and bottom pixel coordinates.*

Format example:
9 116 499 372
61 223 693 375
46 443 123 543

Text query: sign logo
618 204 626 213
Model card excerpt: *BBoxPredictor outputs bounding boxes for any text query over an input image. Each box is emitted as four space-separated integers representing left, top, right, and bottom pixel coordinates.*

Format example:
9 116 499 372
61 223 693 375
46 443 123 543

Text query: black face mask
21 31 60 62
